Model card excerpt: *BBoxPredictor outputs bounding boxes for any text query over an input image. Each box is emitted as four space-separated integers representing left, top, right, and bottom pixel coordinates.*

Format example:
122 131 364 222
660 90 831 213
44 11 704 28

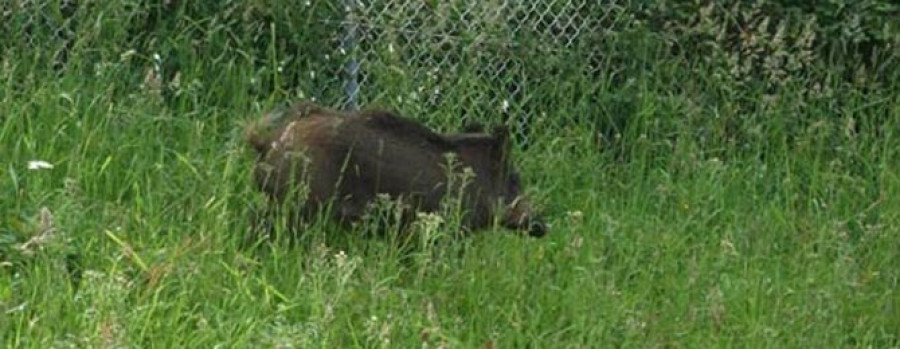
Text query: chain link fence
4 0 625 144
6 1 895 148
336 0 611 143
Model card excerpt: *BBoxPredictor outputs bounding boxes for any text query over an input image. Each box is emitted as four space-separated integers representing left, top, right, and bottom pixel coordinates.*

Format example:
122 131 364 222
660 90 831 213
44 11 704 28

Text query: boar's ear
447 134 499 156
462 121 485 133
491 125 511 150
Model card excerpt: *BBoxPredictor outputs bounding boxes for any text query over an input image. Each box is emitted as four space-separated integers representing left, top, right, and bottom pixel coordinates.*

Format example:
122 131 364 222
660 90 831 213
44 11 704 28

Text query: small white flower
5 302 27 314
335 250 348 267
501 100 509 112
169 72 181 90
120 49 136 61
27 160 53 170
566 210 583 225
388 43 394 54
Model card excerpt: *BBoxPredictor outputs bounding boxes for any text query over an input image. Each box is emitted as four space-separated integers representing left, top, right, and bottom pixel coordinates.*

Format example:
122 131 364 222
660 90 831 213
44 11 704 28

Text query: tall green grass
2 2 899 347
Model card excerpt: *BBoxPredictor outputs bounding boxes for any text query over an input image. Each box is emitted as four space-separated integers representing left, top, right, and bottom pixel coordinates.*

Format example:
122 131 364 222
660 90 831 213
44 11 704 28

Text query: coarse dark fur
245 101 547 240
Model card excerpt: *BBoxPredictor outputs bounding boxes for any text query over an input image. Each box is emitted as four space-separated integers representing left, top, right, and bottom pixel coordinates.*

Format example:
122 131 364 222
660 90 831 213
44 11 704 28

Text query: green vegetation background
2 1 898 347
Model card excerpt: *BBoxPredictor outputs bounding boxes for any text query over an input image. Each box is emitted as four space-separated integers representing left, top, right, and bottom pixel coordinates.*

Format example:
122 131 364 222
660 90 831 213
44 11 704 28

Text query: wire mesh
5 0 613 144
339 0 610 143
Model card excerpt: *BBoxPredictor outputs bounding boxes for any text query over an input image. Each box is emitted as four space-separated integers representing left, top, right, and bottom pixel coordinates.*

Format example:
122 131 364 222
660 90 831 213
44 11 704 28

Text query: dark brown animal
245 101 547 238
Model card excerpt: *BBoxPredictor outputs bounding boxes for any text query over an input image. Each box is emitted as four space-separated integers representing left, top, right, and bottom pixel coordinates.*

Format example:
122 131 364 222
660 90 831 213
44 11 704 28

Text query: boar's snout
504 197 548 237
503 214 547 238
526 218 548 237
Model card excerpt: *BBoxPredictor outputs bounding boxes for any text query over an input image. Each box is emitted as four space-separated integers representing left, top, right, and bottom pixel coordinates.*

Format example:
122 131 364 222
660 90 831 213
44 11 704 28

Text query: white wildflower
120 49 136 61
27 160 53 170
334 250 350 269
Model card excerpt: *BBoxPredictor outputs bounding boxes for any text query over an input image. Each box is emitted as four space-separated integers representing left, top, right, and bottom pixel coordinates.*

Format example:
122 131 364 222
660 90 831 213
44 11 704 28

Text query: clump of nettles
14 207 59 257
437 152 476 234
4 206 82 302
358 193 412 241
7 207 75 269
657 2 819 91
645 0 897 91
351 152 477 268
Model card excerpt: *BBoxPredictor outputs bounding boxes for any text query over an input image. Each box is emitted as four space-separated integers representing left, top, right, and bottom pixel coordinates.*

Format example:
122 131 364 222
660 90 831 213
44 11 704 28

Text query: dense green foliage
2 1 898 347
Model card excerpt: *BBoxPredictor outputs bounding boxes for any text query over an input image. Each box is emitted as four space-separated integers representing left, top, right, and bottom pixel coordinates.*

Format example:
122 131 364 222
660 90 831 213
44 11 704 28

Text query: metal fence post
341 0 360 110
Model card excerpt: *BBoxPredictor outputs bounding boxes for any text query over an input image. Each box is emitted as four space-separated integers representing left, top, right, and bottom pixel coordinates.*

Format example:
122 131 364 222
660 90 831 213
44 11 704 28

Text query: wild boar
244 101 547 238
